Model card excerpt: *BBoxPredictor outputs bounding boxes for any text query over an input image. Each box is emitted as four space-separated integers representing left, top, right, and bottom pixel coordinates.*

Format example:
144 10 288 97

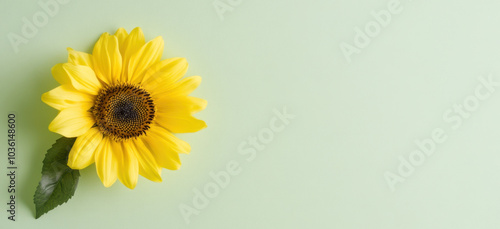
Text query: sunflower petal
67 48 93 68
141 57 188 89
51 63 101 95
153 75 201 98
48 105 94 138
156 96 207 114
155 111 207 134
154 95 207 133
144 135 181 170
92 33 122 85
51 63 71 85
41 85 94 110
117 141 139 189
141 128 182 170
67 128 102 170
95 137 118 187
127 36 164 83
120 27 146 81
184 97 207 112
131 138 162 182
114 27 128 47
120 27 145 60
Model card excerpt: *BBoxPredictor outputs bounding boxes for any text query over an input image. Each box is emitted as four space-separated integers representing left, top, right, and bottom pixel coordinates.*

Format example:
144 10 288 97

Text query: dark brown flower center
92 84 155 141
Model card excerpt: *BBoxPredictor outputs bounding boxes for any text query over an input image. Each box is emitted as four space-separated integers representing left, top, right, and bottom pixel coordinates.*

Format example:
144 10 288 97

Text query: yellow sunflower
41 27 206 189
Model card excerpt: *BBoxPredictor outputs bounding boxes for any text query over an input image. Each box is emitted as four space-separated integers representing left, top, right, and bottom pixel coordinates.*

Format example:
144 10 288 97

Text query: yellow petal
114 28 128 47
144 135 181 170
51 63 101 95
51 63 71 85
127 36 164 82
67 48 93 68
156 96 207 114
95 137 118 187
155 110 207 134
67 128 103 169
141 128 183 170
130 138 162 182
120 27 145 81
140 57 188 89
150 125 191 154
117 141 139 189
48 105 94 138
154 96 207 133
92 33 122 85
120 27 145 58
152 75 201 98
41 85 94 110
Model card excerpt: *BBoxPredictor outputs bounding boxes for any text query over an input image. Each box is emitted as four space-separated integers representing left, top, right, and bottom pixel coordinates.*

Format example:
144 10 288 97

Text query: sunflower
41 27 206 189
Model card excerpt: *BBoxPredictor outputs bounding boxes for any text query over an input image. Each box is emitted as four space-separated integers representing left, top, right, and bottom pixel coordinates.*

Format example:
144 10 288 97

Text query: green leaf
33 137 80 219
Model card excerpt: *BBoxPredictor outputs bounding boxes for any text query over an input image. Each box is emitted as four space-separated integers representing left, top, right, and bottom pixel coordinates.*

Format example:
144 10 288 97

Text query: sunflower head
41 27 207 189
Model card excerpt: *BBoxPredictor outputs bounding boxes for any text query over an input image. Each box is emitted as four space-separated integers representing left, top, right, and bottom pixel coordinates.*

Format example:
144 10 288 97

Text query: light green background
2 0 500 228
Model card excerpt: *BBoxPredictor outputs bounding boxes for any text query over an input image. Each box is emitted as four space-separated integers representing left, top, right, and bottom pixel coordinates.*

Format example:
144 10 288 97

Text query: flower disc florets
92 84 155 141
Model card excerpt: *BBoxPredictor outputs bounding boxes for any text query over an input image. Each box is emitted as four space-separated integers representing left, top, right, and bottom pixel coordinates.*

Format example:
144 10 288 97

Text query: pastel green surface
2 0 500 228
